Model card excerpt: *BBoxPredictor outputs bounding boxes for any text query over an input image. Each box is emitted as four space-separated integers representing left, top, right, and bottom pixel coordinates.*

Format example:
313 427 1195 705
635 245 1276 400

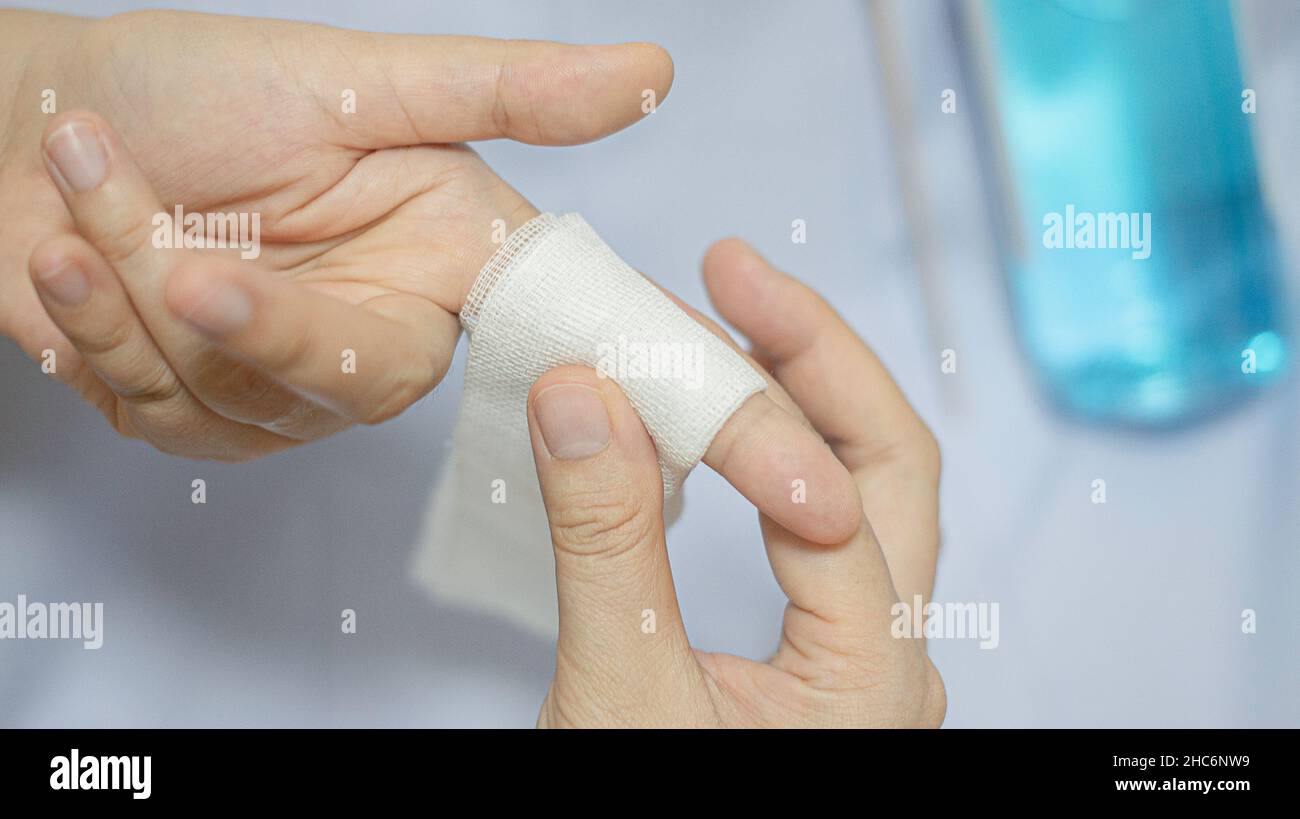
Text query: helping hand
527 240 945 727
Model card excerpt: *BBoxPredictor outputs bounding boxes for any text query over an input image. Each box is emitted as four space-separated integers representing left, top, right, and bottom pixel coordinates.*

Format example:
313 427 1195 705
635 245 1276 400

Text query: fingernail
178 280 252 336
34 260 90 307
45 121 108 193
535 384 611 460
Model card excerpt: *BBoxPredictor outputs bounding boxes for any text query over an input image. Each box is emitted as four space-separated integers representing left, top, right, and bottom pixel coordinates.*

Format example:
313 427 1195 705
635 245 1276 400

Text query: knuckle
361 362 434 425
919 426 942 480
549 485 657 559
707 393 776 477
488 46 514 139
77 14 122 59
207 359 275 403
129 417 192 459
260 400 338 440
92 210 158 269
267 325 315 374
88 11 174 58
920 661 948 728
72 313 136 357
108 397 139 439
100 8 169 30
197 360 295 423
900 421 942 482
147 434 187 458
114 359 185 407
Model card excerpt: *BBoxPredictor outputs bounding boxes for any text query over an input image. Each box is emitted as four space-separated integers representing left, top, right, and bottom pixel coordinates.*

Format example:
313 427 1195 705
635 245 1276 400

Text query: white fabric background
1 0 1296 727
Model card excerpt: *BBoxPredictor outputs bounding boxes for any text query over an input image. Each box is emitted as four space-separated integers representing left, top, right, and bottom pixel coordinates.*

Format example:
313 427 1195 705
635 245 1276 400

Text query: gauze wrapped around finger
413 213 765 635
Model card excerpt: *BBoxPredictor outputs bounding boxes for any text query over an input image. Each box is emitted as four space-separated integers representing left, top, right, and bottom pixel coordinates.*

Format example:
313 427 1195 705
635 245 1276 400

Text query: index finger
304 26 675 148
702 238 941 603
656 287 862 546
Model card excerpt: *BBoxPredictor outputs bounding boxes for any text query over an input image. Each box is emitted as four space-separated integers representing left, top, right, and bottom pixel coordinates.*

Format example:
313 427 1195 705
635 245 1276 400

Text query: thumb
527 366 690 687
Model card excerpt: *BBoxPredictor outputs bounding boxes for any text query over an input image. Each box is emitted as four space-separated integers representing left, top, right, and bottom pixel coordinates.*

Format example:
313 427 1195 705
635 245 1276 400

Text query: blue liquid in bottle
978 0 1287 426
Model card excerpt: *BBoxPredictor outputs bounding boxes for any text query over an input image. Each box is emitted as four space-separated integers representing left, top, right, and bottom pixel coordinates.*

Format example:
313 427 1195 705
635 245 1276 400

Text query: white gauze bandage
412 213 765 636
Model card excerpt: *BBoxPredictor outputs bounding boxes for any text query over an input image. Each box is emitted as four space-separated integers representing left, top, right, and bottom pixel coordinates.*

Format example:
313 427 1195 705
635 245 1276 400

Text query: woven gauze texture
413 213 766 635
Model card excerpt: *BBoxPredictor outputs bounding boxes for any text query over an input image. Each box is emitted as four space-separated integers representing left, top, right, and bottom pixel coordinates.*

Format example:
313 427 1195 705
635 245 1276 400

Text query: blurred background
1 0 1296 727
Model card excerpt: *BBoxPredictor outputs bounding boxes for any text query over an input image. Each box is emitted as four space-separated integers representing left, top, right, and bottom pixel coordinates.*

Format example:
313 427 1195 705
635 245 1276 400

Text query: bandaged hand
527 240 946 727
2 9 669 459
7 11 862 547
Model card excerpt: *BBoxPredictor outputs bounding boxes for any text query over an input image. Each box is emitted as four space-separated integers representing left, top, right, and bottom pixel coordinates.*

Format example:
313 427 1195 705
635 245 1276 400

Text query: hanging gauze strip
411 213 765 636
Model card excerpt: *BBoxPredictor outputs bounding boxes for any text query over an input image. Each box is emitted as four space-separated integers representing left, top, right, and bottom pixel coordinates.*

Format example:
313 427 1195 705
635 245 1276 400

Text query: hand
3 10 862 546
1 9 671 459
526 240 945 727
